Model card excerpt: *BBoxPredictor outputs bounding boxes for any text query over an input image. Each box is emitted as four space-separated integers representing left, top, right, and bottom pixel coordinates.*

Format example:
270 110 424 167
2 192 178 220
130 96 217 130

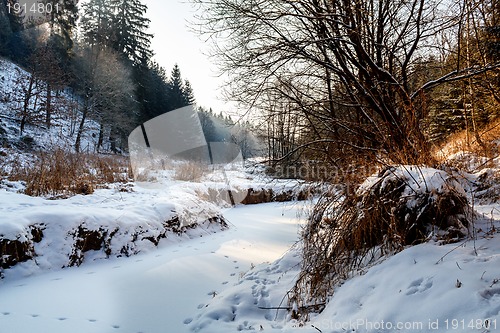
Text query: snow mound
358 165 471 243
0 185 227 279
312 233 500 333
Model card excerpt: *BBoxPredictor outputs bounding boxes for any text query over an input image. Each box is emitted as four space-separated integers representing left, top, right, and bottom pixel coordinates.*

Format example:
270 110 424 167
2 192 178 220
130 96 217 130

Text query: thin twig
435 239 469 264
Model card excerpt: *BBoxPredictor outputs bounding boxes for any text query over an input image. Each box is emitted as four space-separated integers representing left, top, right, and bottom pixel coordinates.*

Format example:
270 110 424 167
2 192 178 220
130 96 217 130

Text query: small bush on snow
290 165 472 320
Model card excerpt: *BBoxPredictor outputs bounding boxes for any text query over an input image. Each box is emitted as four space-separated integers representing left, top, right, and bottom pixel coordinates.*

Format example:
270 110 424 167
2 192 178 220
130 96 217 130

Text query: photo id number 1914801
7 2 60 15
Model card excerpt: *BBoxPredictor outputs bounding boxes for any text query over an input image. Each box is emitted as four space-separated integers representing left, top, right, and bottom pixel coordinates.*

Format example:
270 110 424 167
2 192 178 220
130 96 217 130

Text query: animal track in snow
406 277 433 295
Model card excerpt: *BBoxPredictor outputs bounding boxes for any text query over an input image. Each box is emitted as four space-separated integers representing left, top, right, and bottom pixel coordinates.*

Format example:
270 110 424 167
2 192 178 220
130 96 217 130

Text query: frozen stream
0 202 307 333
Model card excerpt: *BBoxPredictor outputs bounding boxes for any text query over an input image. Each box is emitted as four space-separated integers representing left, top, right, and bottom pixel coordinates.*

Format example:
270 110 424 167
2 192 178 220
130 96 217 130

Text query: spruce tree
182 80 195 105
168 64 186 110
43 0 79 50
109 0 153 65
80 0 114 48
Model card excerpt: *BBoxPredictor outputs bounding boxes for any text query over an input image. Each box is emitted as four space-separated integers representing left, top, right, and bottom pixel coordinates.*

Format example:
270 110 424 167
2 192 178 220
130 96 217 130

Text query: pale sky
143 0 230 113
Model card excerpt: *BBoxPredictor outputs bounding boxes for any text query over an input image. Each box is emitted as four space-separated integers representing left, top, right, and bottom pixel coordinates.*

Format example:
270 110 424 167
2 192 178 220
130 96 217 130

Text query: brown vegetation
289 166 471 320
2 149 132 198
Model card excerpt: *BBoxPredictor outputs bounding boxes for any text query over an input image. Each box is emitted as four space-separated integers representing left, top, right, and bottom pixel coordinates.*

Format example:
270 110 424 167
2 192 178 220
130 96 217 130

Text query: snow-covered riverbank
0 201 309 333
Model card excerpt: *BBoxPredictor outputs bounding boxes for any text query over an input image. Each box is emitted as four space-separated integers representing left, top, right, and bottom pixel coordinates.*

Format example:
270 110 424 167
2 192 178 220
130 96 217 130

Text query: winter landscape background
1 0 500 332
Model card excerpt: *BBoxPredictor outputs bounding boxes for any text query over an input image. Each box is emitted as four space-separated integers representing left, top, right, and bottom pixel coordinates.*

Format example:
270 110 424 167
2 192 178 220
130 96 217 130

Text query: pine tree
42 0 79 50
109 0 153 65
198 107 217 142
168 64 186 110
182 80 195 105
136 61 172 122
80 0 114 48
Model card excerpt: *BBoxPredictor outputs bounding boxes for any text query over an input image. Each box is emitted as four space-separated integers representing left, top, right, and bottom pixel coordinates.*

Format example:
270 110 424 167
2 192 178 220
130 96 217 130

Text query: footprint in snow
2 312 10 316
30 314 39 318
183 318 193 324
233 260 238 263
112 325 120 329
222 281 229 285
230 273 236 277
406 277 433 295
57 317 67 321
88 319 97 323
197 304 205 309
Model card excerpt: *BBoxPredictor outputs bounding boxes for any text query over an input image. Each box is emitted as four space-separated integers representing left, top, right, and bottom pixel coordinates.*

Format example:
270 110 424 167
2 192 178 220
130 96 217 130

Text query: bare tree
194 0 500 172
73 45 136 152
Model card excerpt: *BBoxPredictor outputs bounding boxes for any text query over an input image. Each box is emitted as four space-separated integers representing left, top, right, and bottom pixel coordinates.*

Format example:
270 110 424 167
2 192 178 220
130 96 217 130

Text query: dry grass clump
434 118 500 162
173 161 209 182
6 149 132 198
289 166 471 321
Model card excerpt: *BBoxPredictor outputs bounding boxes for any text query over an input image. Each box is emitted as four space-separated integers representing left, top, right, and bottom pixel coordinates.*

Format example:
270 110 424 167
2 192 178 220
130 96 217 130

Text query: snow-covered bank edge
0 177 313 280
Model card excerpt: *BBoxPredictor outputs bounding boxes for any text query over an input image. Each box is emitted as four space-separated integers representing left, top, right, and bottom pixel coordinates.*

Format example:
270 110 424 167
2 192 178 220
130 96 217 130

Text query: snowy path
0 202 307 333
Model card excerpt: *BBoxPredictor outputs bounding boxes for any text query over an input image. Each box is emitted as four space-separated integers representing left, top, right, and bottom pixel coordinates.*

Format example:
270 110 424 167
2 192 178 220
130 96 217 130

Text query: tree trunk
97 122 104 152
75 106 88 153
20 75 35 135
46 83 52 129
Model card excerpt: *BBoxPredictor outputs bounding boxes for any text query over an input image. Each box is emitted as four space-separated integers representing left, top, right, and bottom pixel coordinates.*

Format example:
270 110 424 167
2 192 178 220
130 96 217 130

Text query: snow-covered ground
1 198 499 333
0 201 309 333
0 57 100 152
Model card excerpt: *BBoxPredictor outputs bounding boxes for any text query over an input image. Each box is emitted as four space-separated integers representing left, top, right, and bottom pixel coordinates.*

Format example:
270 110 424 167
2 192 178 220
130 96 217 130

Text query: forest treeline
0 0 199 152
195 0 500 181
